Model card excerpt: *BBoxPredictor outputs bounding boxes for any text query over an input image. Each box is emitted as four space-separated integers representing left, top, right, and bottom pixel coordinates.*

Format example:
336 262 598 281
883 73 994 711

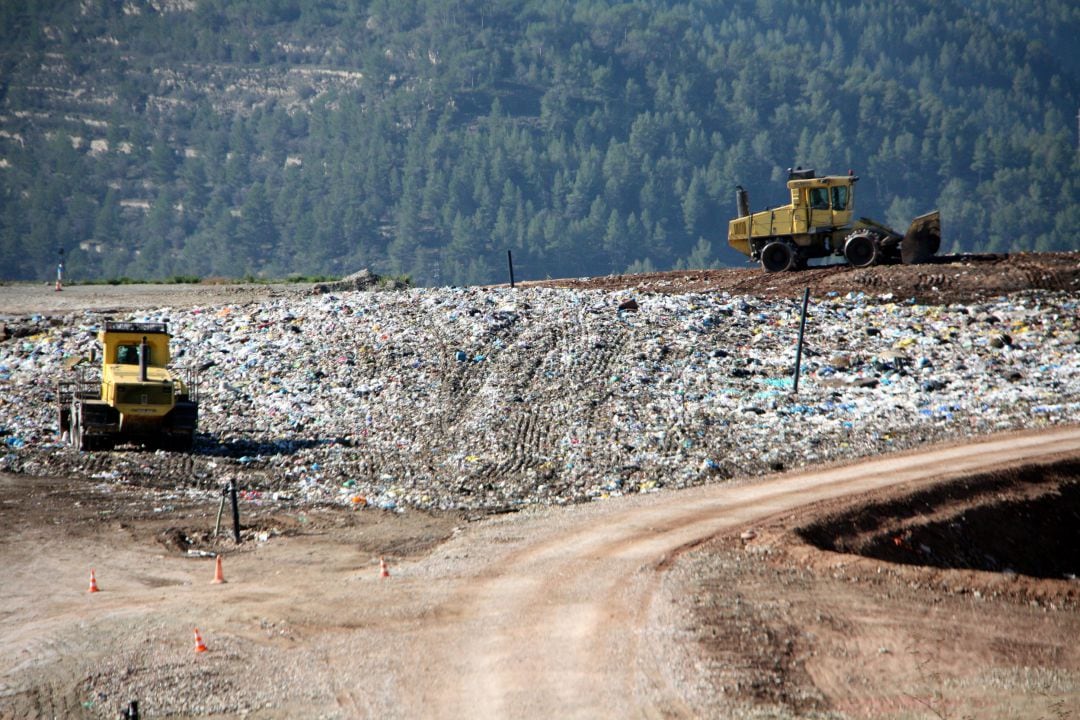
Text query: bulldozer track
913 272 950 292
1014 262 1068 291
493 310 629 482
487 321 570 479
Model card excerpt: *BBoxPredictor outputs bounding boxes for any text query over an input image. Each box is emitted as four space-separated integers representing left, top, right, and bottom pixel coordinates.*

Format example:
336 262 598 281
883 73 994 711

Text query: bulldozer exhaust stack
139 336 149 382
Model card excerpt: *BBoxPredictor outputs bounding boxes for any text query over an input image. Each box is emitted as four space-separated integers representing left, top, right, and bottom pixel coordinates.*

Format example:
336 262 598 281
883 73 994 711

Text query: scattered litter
0 288 1076 513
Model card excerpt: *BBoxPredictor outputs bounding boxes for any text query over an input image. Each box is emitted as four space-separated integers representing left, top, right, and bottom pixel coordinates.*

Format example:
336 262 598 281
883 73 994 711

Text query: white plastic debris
0 288 1077 512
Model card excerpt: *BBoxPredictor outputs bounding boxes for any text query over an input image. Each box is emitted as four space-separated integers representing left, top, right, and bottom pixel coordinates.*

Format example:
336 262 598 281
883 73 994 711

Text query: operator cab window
809 187 830 210
116 345 149 364
831 185 849 211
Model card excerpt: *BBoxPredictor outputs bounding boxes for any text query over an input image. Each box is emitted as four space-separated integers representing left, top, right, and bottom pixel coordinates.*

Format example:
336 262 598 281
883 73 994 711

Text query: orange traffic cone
193 628 208 653
211 555 226 584
87 569 100 593
379 557 390 578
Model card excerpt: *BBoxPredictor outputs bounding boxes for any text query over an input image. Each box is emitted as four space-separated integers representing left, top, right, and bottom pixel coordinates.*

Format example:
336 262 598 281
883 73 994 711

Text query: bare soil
522 251 1080 304
2 257 1079 719
668 451 1080 720
2 432 1077 719
2 251 1077 318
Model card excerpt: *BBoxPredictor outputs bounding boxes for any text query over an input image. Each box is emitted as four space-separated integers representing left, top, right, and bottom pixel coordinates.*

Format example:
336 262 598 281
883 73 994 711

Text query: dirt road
420 427 1080 719
3 428 1078 719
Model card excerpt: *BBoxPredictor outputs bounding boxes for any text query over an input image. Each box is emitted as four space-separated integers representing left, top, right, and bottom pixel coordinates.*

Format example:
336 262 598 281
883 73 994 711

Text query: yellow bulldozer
728 168 941 272
57 321 199 451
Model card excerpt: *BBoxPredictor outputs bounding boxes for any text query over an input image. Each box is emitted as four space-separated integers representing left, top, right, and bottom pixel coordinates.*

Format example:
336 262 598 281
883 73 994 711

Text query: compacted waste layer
1 287 1077 513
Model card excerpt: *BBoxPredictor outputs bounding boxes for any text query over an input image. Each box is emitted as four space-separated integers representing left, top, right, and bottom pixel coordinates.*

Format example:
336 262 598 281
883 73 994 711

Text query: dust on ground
0 469 464 719
3 440 1078 719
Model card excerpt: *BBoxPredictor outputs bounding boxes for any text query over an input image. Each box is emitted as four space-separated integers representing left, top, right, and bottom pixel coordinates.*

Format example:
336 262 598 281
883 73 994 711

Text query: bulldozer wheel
72 409 85 451
844 232 879 268
760 241 795 272
72 402 100 451
57 406 70 441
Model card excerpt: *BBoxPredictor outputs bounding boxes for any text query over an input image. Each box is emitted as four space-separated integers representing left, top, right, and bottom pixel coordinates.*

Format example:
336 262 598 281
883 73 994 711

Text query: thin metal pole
793 287 810 393
229 479 241 544
214 489 226 538
507 250 515 288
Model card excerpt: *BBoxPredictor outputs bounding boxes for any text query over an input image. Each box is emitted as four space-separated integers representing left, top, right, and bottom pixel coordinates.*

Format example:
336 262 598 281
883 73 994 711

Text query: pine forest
1 0 1078 285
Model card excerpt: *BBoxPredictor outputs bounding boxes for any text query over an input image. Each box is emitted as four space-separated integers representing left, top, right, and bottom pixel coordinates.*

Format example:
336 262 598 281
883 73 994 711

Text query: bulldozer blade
900 210 941 265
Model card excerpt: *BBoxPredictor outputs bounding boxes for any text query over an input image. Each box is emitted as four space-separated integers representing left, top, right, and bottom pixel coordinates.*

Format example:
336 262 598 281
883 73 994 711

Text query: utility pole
55 247 64 291
431 253 442 288
792 288 810 394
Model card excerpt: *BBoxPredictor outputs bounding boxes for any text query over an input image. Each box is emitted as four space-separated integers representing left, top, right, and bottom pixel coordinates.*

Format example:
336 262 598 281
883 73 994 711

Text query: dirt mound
770 456 1080 610
524 251 1080 303
311 268 409 294
671 452 1080 718
798 458 1080 583
1 252 1075 319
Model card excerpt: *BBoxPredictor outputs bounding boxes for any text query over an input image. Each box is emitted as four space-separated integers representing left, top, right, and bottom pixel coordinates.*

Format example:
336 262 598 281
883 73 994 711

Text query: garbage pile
311 269 407 295
1 287 1077 513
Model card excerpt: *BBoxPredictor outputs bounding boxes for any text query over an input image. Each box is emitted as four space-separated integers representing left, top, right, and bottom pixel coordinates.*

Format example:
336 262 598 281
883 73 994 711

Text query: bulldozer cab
787 173 856 234
98 322 176 416
102 322 171 368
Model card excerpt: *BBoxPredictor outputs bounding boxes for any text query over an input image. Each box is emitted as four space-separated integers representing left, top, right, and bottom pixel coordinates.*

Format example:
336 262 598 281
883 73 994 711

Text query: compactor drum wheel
843 231 879 268
170 433 195 453
57 406 70 441
70 402 99 452
71 404 84 451
760 241 795 272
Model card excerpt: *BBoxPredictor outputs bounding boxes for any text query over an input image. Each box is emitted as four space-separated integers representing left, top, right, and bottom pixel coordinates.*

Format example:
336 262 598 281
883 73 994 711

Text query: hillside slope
1 0 1078 285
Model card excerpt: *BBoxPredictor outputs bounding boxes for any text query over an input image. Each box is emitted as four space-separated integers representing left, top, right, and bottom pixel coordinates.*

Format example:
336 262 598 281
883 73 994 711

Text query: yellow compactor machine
728 168 940 272
57 321 199 451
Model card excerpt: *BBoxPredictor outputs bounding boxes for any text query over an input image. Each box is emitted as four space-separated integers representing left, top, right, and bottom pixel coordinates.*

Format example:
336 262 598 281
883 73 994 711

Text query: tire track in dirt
0 617 108 719
487 320 570 480
425 427 1080 719
489 322 558 478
